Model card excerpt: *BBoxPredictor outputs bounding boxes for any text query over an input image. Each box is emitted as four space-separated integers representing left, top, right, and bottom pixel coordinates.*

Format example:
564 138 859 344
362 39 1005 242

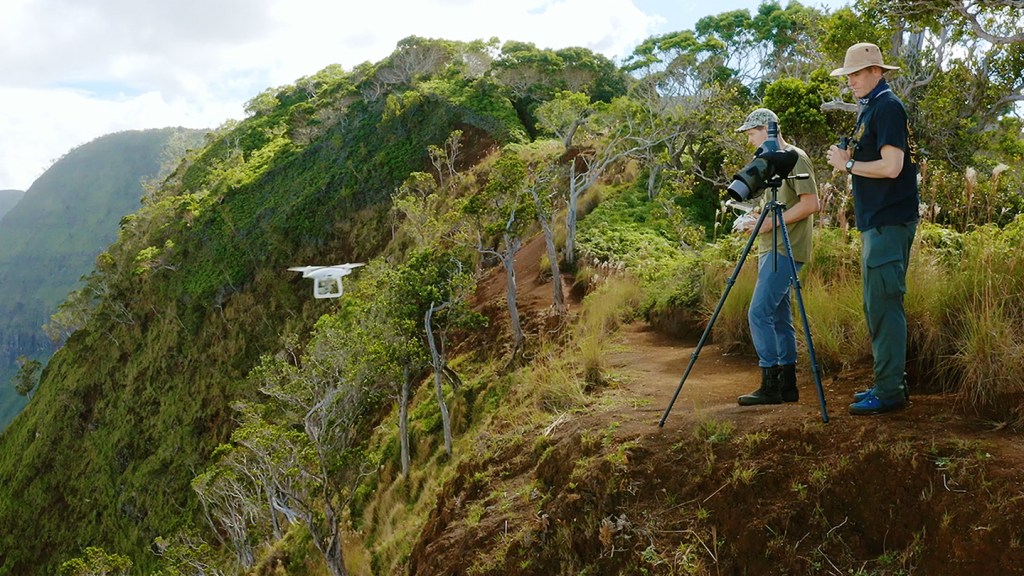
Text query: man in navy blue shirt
827 42 919 415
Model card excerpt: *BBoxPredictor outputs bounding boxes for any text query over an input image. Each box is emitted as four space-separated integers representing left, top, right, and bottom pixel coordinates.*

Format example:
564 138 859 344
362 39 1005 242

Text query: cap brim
735 122 757 132
830 63 901 76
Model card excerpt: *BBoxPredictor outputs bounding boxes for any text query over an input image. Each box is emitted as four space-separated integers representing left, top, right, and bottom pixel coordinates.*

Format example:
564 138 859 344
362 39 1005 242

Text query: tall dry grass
909 222 1024 423
697 221 1024 424
696 228 865 367
697 255 757 353
797 273 870 377
574 273 646 386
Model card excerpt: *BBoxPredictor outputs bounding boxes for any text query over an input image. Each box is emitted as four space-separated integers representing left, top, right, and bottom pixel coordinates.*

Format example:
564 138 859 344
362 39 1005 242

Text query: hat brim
829 63 900 76
735 122 760 132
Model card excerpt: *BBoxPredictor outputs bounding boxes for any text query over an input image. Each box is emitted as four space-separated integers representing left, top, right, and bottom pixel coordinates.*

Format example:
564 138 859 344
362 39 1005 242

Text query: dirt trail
481 233 1022 445
604 322 831 427
497 235 861 431
410 233 1024 576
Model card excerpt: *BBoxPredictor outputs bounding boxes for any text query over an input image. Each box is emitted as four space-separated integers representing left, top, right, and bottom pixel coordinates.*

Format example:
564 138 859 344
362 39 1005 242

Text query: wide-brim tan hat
829 42 900 76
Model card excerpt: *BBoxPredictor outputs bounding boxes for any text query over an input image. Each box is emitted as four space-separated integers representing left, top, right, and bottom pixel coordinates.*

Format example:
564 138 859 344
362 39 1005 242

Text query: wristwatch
845 159 855 173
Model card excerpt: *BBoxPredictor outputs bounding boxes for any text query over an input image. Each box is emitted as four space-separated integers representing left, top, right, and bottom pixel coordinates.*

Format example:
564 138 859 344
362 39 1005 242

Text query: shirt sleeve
793 152 817 196
872 98 909 153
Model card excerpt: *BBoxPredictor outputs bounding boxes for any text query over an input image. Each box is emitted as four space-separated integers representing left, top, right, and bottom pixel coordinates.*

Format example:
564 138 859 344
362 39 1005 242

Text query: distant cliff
0 128 204 429
0 189 24 220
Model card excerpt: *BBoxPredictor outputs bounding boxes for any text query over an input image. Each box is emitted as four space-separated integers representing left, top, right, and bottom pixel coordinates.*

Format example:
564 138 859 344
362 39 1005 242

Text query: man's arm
827 144 904 178
753 192 820 234
850 145 904 179
743 192 820 234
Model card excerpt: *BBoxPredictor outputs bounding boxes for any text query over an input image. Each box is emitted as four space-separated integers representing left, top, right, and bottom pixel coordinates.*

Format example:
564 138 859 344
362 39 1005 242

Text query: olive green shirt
756 144 816 262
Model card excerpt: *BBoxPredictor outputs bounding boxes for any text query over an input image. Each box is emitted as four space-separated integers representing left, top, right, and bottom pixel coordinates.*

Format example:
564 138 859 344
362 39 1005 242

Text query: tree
375 36 457 87
536 91 593 150
195 313 386 576
388 250 482 458
151 531 226 576
460 38 501 78
43 288 93 346
191 441 268 569
463 152 533 358
492 41 573 137
763 69 849 154
625 3 827 100
346 267 427 480
427 129 464 191
562 98 653 266
624 41 751 213
552 46 629 102
424 301 453 453
391 143 489 463
493 42 628 138
58 547 132 576
393 171 447 246
392 130 468 248
13 355 42 397
622 30 732 99
747 1 825 83
520 144 569 314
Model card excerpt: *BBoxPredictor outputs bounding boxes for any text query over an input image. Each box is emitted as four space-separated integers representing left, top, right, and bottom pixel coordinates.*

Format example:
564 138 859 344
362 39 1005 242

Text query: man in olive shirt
734 108 820 406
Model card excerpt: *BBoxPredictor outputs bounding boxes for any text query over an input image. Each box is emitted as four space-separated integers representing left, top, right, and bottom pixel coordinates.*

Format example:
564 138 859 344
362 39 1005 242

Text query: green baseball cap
735 108 779 132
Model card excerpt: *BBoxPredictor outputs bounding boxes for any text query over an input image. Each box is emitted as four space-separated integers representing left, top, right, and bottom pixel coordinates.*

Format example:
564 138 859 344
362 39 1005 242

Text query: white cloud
0 86 240 188
0 0 667 190
253 0 659 86
8 0 854 191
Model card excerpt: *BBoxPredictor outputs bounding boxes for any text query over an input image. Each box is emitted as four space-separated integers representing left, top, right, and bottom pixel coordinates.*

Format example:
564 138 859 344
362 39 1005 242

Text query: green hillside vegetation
0 2 1022 574
0 128 205 429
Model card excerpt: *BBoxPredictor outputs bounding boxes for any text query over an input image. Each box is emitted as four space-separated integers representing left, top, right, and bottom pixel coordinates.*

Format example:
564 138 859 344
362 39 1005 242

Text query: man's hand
734 212 759 233
826 145 851 174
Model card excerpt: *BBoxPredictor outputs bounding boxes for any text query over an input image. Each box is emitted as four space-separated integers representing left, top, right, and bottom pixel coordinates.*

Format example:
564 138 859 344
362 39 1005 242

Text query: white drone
288 263 365 299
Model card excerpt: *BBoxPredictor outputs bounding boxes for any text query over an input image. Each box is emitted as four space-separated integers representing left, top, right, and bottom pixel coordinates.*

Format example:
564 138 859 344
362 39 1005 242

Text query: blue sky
0 0 852 191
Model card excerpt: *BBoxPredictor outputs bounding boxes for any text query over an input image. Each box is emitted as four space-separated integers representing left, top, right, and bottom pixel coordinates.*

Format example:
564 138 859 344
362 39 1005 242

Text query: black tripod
659 176 830 425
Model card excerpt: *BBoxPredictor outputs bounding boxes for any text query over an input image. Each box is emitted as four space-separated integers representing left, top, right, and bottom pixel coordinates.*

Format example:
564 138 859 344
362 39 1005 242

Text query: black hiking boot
780 363 798 403
738 366 784 406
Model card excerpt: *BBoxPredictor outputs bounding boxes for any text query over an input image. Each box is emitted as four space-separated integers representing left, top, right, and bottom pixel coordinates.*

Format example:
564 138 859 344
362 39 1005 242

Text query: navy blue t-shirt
850 86 920 230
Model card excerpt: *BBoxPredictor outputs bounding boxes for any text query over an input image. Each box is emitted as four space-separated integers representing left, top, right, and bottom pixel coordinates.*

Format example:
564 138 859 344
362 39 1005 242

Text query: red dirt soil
409 234 1024 576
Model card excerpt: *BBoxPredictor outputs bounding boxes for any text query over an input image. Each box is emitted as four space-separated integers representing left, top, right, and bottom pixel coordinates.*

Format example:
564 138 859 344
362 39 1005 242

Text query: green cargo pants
861 222 917 402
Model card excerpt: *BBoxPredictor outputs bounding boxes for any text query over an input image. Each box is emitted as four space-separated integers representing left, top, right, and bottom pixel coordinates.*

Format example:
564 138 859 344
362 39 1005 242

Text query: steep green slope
0 129 204 430
0 49 530 574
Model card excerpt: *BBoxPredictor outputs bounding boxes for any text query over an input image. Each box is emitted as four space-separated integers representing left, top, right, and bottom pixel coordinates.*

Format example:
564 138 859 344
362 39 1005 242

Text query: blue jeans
748 252 803 368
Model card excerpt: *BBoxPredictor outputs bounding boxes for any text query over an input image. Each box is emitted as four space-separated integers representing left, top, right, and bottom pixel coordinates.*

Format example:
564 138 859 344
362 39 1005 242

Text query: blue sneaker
853 382 910 403
852 388 874 402
849 391 906 416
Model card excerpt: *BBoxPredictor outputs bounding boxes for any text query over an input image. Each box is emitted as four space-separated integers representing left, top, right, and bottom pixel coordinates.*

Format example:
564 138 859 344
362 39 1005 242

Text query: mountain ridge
0 189 24 220
0 128 204 429
0 22 1021 575
0 44 536 571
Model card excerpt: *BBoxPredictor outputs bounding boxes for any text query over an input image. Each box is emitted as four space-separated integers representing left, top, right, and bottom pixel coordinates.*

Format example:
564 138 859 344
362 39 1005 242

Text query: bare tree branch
821 100 858 114
956 1 1024 44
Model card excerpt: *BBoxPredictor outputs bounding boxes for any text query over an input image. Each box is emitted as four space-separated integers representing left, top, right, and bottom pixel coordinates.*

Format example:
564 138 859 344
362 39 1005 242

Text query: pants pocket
869 260 906 299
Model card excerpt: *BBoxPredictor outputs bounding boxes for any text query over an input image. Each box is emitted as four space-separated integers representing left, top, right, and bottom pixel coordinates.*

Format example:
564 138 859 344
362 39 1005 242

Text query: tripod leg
773 204 830 423
659 208 773 427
